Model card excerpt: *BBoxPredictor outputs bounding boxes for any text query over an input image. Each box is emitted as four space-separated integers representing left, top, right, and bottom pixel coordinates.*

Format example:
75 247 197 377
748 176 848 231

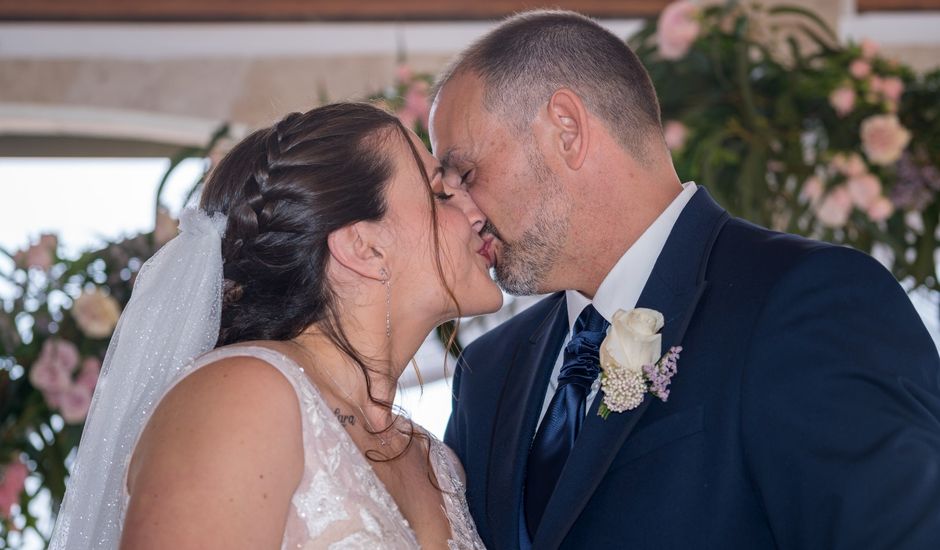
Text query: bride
49 102 501 549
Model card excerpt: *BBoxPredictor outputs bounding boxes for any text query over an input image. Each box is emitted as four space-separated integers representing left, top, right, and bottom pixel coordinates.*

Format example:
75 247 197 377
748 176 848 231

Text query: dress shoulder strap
190 344 311 390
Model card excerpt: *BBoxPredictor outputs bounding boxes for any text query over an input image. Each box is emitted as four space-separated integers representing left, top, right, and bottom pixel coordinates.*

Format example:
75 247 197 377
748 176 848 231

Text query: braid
201 104 401 347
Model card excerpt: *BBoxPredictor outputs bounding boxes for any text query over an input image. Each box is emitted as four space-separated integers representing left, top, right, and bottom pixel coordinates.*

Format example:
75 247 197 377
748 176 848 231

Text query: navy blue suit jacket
445 188 940 549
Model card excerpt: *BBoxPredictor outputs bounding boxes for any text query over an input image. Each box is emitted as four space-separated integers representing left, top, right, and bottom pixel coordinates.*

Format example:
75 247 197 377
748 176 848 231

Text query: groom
430 10 940 550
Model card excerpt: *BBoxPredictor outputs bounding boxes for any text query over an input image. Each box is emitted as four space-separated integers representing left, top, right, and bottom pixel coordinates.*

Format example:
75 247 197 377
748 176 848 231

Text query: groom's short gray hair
434 10 663 162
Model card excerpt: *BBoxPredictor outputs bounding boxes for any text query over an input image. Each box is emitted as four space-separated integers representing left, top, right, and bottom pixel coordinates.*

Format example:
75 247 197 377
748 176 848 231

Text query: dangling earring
380 268 391 338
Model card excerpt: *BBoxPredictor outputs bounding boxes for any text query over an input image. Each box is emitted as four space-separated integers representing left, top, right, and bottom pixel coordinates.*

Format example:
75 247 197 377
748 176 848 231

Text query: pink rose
867 196 895 222
861 38 879 60
829 86 856 117
154 207 179 246
72 289 122 339
39 234 57 250
0 459 28 518
860 114 911 165
19 233 58 271
58 383 93 424
800 176 824 204
663 120 689 151
657 1 701 60
29 338 79 393
395 64 413 83
869 75 884 94
76 357 101 393
850 59 871 79
847 173 882 209
880 76 904 102
830 152 867 178
815 186 853 228
24 244 53 271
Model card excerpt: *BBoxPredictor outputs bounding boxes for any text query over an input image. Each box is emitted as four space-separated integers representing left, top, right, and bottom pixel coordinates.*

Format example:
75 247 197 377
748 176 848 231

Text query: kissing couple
50 9 940 550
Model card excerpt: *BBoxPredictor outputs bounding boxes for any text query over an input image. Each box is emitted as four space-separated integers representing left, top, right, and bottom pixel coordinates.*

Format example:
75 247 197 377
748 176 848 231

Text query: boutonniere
597 308 682 419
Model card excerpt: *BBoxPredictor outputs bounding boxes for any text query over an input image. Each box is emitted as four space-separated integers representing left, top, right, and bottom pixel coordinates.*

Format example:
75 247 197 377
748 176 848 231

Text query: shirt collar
565 182 698 331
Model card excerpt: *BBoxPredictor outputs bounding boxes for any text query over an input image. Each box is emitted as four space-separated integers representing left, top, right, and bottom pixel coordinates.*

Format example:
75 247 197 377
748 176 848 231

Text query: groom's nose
450 188 486 233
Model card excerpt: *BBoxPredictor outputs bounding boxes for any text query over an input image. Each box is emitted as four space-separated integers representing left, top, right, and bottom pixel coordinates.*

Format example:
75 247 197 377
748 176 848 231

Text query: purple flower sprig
642 346 683 401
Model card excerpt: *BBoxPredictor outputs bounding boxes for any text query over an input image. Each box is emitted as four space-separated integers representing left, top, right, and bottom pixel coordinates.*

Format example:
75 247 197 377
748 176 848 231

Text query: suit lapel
532 188 730 549
486 292 568 549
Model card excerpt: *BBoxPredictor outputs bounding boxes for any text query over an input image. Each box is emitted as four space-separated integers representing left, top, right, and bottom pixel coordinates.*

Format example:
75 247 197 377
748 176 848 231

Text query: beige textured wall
0 53 451 130
1 0 937 138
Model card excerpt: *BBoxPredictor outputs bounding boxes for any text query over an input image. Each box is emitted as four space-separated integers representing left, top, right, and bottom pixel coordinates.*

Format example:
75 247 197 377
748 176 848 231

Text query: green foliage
637 0 938 289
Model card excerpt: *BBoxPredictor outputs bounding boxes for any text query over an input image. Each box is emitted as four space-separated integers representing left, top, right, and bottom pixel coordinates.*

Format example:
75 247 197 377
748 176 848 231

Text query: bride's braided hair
200 103 449 467
202 103 404 345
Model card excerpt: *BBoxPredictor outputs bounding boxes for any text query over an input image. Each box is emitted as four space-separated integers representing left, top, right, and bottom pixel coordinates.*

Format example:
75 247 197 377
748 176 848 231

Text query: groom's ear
327 222 387 281
545 88 589 171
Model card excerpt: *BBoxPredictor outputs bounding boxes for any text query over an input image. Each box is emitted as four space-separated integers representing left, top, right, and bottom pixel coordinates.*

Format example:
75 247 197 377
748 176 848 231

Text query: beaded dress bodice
132 345 485 550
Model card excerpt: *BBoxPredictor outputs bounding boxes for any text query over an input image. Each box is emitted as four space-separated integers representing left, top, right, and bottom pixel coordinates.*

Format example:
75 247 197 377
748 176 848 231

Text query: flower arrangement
0 128 228 546
370 63 434 145
597 308 681 417
0 231 157 544
634 0 940 291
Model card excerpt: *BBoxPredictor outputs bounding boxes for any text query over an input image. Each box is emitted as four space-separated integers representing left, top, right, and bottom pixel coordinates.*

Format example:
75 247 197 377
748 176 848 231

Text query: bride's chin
459 285 504 317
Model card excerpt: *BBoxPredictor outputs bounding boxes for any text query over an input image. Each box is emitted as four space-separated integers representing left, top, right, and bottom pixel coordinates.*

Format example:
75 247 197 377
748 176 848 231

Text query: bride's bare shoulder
123 346 304 548
127 346 304 495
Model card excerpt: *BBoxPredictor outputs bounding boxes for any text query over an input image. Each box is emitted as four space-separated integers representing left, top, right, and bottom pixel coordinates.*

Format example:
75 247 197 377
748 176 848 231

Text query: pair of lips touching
476 220 501 269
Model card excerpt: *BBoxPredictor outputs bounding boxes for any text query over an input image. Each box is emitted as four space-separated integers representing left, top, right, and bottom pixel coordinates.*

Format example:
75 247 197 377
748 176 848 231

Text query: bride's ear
327 222 387 281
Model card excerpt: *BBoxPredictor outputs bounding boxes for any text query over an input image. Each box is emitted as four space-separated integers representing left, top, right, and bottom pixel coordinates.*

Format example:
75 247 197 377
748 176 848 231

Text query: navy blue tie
524 304 609 538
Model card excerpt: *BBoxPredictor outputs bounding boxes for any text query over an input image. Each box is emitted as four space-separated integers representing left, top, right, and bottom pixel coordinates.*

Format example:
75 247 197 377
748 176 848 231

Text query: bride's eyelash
435 191 455 201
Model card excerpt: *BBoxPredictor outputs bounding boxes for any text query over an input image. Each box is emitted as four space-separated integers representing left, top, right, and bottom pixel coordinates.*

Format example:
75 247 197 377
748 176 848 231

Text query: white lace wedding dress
129 345 486 550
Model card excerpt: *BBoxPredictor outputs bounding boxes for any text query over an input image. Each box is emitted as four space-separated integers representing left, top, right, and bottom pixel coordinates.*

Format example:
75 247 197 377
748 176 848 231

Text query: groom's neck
556 165 682 298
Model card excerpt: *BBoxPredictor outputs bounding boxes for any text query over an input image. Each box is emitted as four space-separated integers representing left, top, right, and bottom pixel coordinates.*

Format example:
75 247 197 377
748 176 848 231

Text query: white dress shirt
536 182 699 426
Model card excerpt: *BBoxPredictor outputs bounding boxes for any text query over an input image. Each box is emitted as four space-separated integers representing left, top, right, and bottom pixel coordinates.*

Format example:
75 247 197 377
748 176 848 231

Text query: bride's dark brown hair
200 102 460 466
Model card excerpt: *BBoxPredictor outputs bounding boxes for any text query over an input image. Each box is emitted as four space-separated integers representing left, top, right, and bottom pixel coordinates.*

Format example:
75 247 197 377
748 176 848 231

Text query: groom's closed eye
458 168 476 189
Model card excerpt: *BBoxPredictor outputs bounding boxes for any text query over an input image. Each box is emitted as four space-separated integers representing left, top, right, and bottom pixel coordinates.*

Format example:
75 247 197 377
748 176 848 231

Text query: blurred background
2 0 940 547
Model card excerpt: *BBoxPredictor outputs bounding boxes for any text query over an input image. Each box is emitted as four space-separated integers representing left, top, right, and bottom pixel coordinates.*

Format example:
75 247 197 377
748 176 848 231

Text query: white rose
72 289 122 339
600 308 664 374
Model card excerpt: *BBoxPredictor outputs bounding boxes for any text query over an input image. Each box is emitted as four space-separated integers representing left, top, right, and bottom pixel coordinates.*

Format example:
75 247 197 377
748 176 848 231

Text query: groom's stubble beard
491 144 569 296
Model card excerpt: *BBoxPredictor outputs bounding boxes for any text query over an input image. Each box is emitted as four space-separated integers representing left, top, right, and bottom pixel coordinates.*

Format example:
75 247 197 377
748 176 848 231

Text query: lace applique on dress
179 345 486 550
295 470 350 539
430 440 487 550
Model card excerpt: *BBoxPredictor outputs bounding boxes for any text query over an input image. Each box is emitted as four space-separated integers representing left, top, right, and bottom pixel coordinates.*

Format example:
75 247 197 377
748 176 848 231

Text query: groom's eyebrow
439 149 457 169
439 149 472 169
